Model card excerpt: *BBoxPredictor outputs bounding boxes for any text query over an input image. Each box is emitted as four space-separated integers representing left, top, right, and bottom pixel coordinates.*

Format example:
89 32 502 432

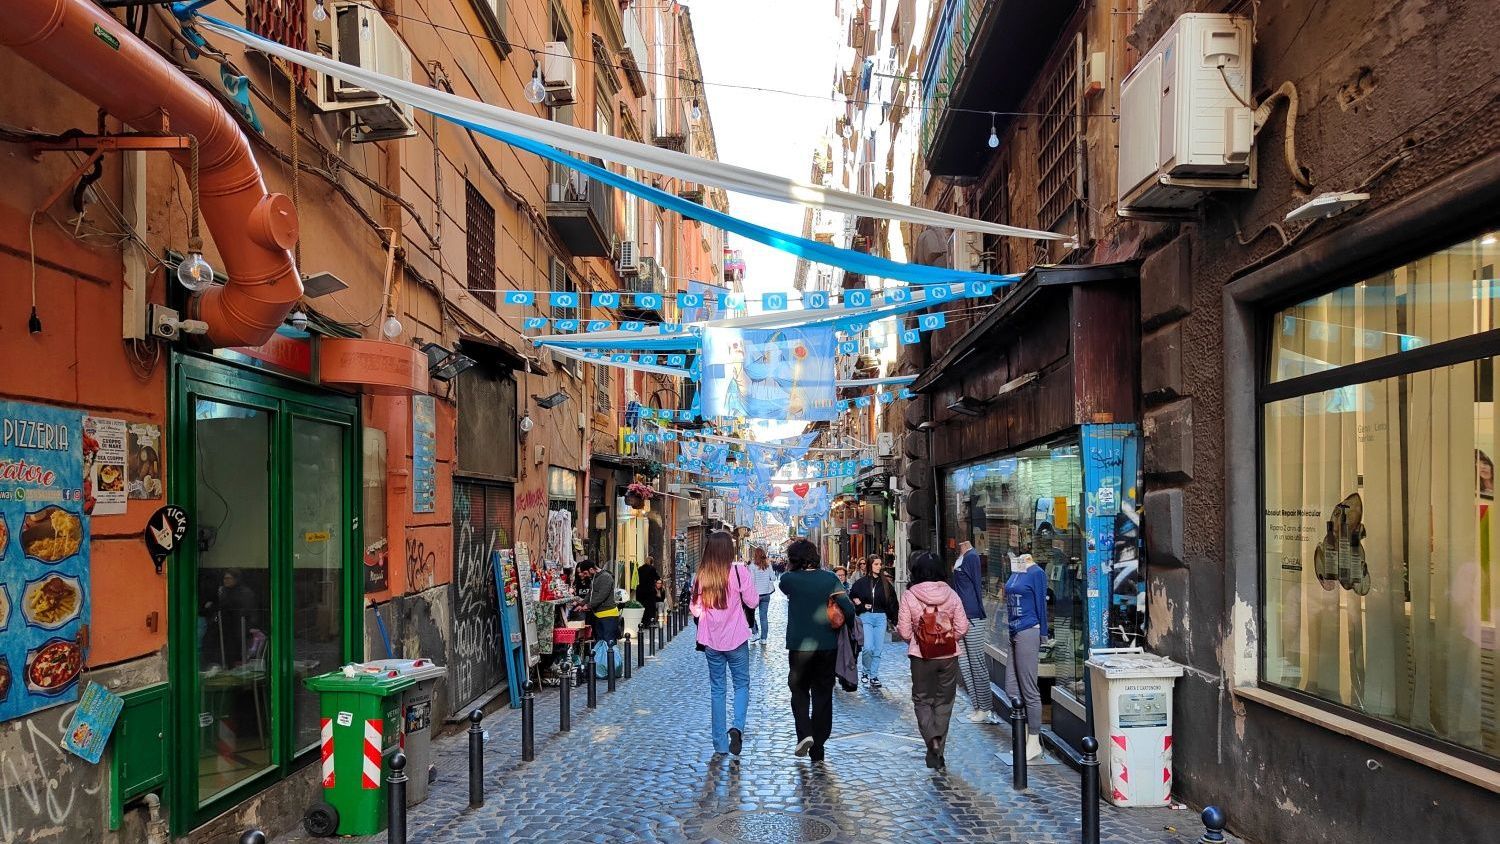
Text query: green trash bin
301 666 415 837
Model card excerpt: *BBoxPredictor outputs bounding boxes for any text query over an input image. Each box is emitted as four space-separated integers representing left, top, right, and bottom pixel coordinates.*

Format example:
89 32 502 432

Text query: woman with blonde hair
690 531 758 756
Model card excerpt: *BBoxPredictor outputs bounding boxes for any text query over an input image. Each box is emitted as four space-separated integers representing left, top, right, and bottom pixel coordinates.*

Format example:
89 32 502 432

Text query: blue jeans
705 642 750 752
757 593 772 641
860 613 887 679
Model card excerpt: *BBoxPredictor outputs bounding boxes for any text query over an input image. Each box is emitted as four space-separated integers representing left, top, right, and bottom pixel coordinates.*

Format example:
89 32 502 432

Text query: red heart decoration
793 483 810 498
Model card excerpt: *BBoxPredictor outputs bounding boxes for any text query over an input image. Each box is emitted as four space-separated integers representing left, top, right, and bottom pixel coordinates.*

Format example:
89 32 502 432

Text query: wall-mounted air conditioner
1117 14 1255 216
616 240 641 274
877 432 895 457
948 230 980 271
543 41 576 104
310 2 418 142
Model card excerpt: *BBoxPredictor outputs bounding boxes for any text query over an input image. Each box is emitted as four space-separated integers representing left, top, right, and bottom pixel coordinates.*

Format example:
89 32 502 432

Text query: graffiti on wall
1081 424 1146 648
0 703 101 842
406 537 437 593
449 482 507 715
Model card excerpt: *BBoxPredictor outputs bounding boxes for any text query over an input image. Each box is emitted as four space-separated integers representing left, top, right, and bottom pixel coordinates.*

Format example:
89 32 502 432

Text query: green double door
169 356 362 832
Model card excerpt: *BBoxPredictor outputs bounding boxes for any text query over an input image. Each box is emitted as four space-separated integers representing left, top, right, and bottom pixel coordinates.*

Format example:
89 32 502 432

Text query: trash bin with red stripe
303 666 414 836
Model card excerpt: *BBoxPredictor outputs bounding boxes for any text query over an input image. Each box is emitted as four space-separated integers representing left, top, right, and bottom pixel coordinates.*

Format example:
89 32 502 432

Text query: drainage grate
710 811 838 844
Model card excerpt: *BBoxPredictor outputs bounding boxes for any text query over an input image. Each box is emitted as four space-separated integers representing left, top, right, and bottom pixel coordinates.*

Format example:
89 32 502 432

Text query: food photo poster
0 400 91 722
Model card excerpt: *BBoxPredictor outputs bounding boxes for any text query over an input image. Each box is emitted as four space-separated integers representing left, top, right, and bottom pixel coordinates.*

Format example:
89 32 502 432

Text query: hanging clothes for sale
546 509 576 569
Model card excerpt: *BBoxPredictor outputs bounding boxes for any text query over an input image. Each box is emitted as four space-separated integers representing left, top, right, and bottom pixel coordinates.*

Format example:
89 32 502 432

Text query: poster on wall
126 423 162 500
61 681 124 764
0 400 91 722
83 416 127 516
701 326 838 421
412 395 436 513
1080 424 1143 649
363 538 389 593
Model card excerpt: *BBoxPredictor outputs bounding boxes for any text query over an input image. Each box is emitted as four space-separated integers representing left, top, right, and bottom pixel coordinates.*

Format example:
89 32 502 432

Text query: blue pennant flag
844 289 872 308
900 388 915 399
621 320 644 332
677 292 704 309
859 457 874 467
844 321 869 333
678 409 694 421
664 431 678 441
585 351 604 360
523 316 549 330
805 290 830 310
878 391 896 404
550 291 580 309
837 341 859 355
883 286 912 304
610 353 631 363
764 292 788 310
639 354 658 365
624 433 638 444
660 323 684 334
556 319 580 332
901 328 921 345
965 280 993 298
836 400 850 412
929 284 954 302
593 292 620 308
587 320 611 332
636 293 663 310
504 290 536 306
643 433 659 444
919 312 947 331
666 354 687 367
717 292 747 310
854 396 872 408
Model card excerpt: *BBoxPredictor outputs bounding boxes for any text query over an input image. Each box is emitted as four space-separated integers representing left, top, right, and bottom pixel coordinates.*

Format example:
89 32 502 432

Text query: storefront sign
412 396 436 513
83 416 127 516
126 423 162 500
144 505 188 574
217 329 315 381
0 400 91 723
61 681 123 764
320 338 430 396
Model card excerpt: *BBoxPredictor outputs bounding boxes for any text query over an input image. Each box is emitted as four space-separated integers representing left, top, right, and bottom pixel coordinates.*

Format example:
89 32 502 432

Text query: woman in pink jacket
896 550 970 770
690 531 759 756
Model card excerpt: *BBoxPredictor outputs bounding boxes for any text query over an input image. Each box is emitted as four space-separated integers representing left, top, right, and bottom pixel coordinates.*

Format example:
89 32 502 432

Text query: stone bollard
467 709 484 809
1199 806 1228 843
387 752 408 844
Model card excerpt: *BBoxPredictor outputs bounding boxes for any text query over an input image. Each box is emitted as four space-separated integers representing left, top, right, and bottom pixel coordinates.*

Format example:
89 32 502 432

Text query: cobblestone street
279 595 1237 844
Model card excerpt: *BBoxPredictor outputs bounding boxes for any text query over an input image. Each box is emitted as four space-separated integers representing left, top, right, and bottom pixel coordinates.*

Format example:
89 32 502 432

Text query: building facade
904 0 1500 841
0 1 718 840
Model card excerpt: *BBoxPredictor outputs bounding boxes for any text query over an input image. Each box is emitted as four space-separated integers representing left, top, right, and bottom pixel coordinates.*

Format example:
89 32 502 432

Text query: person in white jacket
749 546 778 645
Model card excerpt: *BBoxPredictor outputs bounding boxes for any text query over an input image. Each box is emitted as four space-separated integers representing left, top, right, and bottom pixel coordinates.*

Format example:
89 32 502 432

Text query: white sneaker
966 710 991 724
1025 734 1043 760
794 737 814 757
986 710 1004 724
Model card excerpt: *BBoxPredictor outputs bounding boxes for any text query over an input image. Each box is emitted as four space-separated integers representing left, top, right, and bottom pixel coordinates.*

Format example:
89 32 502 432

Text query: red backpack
913 594 958 659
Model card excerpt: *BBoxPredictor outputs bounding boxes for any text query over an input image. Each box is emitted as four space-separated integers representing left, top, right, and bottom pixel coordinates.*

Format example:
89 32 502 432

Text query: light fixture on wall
419 341 476 382
533 390 570 410
947 395 990 417
176 251 217 293
380 314 404 339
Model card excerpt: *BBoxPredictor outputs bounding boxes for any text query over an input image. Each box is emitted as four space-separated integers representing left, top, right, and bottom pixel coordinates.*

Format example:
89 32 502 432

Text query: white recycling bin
1086 649 1183 807
362 658 447 806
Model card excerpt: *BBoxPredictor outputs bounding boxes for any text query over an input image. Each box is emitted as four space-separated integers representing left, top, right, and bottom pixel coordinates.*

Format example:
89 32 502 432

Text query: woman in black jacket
635 558 663 628
849 555 899 688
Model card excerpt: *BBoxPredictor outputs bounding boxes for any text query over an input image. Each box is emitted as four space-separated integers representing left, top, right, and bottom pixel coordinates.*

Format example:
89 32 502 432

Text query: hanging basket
624 491 646 509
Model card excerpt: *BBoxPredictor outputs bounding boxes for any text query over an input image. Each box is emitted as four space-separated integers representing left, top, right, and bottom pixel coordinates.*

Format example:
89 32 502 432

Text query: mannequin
1004 552 1048 760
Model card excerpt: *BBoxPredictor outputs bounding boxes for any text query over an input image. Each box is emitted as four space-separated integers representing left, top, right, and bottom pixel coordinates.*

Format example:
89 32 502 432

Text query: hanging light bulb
381 314 404 339
691 98 702 121
987 112 999 148
359 17 372 41
312 0 329 23
176 250 217 292
524 65 547 104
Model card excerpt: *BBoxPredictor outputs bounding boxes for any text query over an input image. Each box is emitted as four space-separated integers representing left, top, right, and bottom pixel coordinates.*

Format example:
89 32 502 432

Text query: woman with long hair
778 538 857 762
750 546 777 645
850 554 899 688
896 550 969 770
690 531 758 756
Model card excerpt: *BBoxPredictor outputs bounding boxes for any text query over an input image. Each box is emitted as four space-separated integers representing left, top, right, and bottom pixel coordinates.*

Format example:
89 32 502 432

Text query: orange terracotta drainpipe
0 0 301 348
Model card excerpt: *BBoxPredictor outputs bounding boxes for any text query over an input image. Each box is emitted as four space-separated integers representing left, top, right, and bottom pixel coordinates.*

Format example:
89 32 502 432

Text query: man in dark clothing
581 560 621 644
635 558 663 628
778 539 857 762
951 541 996 723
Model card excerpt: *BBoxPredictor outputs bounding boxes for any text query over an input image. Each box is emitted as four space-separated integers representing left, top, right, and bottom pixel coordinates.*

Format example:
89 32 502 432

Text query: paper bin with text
1086 649 1184 807
302 667 413 836
362 658 447 805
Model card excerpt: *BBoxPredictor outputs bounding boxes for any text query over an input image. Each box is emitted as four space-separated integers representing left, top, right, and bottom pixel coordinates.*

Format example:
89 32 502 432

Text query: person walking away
582 560 621 644
850 555 898 688
778 539 856 762
951 541 997 723
750 546 777 645
690 531 758 756
636 557 663 629
896 551 968 770
1004 553 1048 760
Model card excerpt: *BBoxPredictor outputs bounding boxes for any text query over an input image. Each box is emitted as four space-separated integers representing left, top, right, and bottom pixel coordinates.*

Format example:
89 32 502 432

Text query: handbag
827 590 847 630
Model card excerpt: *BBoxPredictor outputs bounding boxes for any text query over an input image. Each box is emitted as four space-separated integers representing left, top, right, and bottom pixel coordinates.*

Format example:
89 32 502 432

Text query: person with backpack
690 531 759 756
896 550 970 770
778 538 857 762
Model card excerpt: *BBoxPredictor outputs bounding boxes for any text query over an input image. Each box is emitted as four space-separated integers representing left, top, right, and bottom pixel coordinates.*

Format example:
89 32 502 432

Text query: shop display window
1262 229 1500 759
942 441 1087 696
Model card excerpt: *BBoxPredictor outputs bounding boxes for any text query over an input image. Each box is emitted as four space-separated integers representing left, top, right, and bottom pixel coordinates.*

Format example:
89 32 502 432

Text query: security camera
149 305 208 340
288 310 309 331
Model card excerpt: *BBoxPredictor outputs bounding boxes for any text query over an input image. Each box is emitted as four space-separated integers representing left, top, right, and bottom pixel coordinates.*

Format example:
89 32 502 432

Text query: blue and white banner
701 326 838 421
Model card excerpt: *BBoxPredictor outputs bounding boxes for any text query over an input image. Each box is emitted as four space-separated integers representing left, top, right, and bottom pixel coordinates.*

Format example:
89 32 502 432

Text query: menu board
0 401 91 722
411 396 436 513
62 681 123 764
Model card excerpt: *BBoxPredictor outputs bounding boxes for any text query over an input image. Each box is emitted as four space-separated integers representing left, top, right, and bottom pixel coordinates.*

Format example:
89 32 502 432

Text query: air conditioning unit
1117 14 1255 216
616 240 641 275
877 432 894 457
310 2 418 142
542 41 576 104
948 231 981 271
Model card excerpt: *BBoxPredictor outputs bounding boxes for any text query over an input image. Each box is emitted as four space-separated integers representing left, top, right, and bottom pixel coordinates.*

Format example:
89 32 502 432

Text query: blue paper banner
701 326 838 421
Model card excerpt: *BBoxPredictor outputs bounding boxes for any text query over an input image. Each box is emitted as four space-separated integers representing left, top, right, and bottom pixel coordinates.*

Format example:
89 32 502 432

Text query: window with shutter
1037 43 1081 231
466 181 497 310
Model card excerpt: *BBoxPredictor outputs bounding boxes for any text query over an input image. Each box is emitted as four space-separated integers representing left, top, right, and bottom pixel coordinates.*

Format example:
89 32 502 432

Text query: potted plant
620 599 646 642
623 480 656 510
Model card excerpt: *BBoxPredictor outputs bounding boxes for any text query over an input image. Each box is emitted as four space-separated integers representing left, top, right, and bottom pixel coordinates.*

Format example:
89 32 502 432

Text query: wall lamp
419 341 476 382
946 395 990 417
533 390 571 410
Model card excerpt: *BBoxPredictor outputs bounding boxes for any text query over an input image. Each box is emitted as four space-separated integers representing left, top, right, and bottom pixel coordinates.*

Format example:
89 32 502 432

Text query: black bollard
387 752 408 844
559 664 573 732
467 709 484 809
638 628 647 667
520 683 535 762
654 622 662 654
623 634 633 679
1199 806 1228 844
1080 736 1100 844
240 831 267 844
1009 696 1027 790
607 644 619 692
587 656 598 708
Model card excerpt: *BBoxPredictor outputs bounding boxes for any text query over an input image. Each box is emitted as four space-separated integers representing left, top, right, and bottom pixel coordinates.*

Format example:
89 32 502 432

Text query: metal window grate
247 1 309 86
1037 45 1080 231
979 162 1010 276
465 181 497 310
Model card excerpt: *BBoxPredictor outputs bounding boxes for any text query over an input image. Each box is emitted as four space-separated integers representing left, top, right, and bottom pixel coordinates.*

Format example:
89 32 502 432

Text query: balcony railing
919 0 984 158
546 157 616 257
630 256 667 297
